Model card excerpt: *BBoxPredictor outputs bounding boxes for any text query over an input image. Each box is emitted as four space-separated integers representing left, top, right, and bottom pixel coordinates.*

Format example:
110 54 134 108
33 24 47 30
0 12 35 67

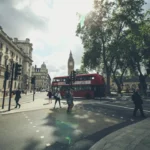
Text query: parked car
41 89 46 92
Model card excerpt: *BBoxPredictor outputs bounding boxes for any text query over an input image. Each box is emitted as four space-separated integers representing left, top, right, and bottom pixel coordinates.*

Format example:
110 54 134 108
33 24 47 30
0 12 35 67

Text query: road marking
33 126 36 127
40 136 44 139
36 130 39 132
120 117 123 119
99 103 150 113
30 122 33 124
46 143 51 147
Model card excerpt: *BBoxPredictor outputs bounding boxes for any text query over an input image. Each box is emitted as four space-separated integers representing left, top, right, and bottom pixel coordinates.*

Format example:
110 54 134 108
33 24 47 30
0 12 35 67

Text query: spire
70 50 72 56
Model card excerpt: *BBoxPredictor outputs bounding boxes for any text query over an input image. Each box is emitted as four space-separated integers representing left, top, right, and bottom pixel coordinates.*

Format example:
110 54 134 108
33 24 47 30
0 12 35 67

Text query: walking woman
54 91 62 109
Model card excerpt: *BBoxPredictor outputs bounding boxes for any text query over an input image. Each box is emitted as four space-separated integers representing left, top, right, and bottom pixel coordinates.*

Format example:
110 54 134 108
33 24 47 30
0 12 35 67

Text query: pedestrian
65 89 74 113
47 90 52 103
132 89 145 117
53 91 61 109
15 88 21 108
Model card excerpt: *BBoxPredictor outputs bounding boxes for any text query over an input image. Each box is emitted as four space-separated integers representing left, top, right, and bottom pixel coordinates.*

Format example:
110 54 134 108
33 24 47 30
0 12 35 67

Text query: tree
76 64 89 74
77 0 117 95
125 11 150 95
76 0 147 95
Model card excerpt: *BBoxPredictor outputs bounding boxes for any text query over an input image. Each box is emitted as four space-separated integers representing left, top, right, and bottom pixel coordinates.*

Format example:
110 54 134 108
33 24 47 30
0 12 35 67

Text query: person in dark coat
65 89 74 113
132 90 145 117
15 88 21 108
47 90 52 103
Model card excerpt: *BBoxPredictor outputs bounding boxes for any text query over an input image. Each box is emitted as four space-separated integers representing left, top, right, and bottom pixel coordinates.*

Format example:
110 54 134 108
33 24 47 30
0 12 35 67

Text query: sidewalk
0 98 66 115
89 118 150 150
0 97 86 115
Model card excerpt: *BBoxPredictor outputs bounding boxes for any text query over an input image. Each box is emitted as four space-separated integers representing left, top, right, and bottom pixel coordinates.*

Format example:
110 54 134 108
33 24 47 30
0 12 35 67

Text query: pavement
89 117 150 150
0 94 150 150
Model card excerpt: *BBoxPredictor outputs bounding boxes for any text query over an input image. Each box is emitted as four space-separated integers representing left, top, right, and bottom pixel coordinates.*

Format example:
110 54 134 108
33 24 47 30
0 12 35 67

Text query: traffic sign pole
8 63 14 111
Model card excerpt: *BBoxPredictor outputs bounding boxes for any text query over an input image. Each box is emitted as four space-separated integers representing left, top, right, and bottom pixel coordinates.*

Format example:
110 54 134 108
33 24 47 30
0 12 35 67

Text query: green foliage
76 0 150 95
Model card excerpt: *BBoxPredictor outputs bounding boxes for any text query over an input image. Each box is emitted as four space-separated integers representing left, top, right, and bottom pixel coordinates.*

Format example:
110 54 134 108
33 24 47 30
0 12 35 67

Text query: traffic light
14 63 22 80
4 71 10 80
72 70 76 83
31 76 36 84
69 70 76 83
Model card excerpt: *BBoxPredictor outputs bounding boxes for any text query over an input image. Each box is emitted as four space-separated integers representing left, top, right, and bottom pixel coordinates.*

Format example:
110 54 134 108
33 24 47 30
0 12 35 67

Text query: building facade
111 76 150 92
68 51 74 75
0 26 33 95
32 62 51 91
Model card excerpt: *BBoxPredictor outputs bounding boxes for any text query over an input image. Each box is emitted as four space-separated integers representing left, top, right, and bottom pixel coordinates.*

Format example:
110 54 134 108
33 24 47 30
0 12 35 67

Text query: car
41 89 46 92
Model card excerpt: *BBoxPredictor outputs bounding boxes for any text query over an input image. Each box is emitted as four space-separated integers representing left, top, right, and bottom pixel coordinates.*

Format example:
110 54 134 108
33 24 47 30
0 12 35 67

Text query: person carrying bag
53 91 62 109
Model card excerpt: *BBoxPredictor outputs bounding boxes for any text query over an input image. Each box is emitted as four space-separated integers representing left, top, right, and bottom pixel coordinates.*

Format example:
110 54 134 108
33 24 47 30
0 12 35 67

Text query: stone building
32 62 51 91
68 51 74 75
111 76 150 92
0 26 33 95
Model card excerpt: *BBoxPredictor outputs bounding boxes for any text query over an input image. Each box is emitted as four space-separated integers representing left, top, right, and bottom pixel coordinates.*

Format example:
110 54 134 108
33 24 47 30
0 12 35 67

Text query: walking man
132 89 145 117
66 89 74 113
15 88 21 108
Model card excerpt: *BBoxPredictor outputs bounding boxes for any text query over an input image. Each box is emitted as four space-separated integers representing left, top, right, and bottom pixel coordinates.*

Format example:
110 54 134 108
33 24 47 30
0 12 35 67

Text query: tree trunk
106 72 111 96
113 75 122 95
139 74 147 96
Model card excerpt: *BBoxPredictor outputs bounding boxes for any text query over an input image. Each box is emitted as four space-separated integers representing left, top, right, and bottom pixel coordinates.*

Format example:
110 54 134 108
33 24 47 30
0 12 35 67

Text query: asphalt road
0 94 149 150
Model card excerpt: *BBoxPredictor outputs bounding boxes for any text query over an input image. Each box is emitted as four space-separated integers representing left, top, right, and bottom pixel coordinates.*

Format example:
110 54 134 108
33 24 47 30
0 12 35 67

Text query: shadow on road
23 138 41 150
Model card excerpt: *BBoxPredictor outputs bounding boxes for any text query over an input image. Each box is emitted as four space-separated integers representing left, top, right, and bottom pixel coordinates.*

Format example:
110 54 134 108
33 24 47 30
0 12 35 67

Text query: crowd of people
47 89 74 113
13 88 146 117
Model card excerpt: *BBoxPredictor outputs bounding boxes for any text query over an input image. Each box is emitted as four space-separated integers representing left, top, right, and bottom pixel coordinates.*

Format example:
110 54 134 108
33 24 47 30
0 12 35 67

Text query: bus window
74 86 77 91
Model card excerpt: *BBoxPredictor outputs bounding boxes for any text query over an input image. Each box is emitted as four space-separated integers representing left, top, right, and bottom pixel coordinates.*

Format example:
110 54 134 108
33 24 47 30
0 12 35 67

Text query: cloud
1 0 149 80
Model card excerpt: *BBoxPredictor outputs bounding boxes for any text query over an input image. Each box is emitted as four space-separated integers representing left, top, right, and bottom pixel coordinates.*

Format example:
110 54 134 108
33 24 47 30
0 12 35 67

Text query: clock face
69 62 73 66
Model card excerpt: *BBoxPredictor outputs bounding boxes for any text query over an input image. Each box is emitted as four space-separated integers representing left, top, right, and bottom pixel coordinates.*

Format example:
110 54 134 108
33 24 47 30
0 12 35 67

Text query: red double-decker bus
51 73 105 99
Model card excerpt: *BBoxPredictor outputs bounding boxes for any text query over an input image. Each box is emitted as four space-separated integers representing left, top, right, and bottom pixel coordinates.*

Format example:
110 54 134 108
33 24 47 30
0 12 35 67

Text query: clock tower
68 51 74 75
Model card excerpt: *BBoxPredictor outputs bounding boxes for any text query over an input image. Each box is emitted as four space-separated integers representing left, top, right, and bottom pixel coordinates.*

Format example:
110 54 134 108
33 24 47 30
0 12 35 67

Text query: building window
14 82 16 89
4 58 7 67
11 52 14 57
19 58 21 63
6 47 8 54
0 43 3 49
16 55 18 61
0 55 2 65
8 81 11 88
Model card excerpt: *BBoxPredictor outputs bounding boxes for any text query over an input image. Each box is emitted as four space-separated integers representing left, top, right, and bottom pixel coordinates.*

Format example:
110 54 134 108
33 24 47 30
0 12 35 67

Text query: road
0 93 149 150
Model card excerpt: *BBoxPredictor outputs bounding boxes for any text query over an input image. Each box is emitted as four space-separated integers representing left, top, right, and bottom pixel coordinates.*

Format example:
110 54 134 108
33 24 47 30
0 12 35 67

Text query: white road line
36 130 39 132
99 103 150 113
30 122 33 124
33 126 36 127
40 136 44 139
46 143 51 147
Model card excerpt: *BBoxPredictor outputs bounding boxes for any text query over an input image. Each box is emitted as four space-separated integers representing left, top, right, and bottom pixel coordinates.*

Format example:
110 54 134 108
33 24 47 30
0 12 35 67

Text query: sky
0 0 149 79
